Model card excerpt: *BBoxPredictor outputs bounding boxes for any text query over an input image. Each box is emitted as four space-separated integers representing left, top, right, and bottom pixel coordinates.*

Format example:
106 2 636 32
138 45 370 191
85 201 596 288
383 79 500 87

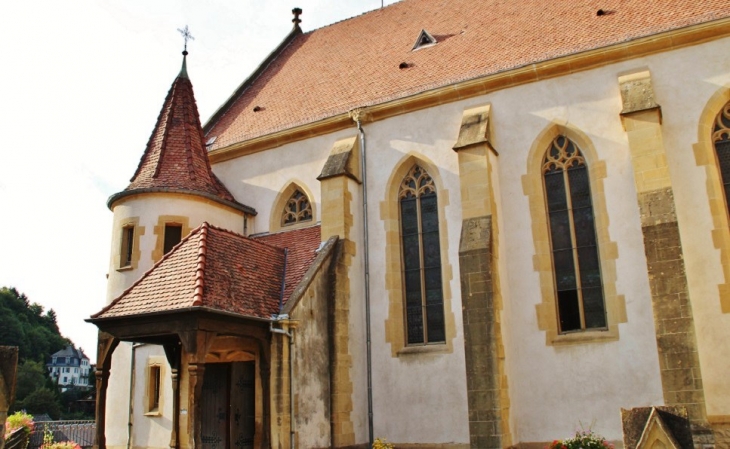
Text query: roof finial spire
292 8 302 28
176 25 194 78
177 25 194 56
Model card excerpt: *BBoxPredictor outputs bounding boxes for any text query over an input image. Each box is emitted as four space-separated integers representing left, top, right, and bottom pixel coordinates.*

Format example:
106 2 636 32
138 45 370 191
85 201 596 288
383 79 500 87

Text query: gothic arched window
399 165 445 344
713 101 730 211
281 189 313 226
543 136 606 332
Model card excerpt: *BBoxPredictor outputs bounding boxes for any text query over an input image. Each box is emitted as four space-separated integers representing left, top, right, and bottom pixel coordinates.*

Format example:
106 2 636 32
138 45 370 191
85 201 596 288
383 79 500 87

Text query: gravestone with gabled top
622 406 699 448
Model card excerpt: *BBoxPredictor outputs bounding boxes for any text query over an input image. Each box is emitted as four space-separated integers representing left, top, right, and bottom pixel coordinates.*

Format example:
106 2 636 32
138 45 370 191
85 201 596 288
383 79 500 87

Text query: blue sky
0 0 399 358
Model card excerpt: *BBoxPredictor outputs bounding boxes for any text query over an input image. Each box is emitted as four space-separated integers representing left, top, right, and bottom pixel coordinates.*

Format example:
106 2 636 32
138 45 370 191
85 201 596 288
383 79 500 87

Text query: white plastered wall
649 37 730 419
204 36 730 445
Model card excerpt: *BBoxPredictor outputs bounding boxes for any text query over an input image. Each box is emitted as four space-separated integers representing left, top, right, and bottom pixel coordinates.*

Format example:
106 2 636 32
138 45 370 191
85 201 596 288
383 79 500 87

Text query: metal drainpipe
127 343 145 449
278 249 289 313
355 113 374 447
269 320 295 448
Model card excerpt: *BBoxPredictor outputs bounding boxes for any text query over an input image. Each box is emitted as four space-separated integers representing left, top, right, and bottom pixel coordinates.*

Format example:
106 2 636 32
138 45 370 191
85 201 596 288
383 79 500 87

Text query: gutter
270 317 295 449
127 343 145 449
270 246 296 448
353 111 374 447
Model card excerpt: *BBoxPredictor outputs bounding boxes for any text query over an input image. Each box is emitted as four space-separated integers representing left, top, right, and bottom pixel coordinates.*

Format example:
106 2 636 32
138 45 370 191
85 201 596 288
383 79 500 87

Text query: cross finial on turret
177 25 194 55
292 8 302 27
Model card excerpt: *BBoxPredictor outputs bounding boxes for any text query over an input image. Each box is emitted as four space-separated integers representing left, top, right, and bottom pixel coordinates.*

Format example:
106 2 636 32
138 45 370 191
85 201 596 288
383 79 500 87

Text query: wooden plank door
230 362 255 449
200 362 256 449
201 363 229 449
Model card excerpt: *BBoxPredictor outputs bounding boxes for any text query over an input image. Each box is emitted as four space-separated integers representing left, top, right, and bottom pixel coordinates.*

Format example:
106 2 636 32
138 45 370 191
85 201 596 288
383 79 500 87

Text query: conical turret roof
108 54 254 215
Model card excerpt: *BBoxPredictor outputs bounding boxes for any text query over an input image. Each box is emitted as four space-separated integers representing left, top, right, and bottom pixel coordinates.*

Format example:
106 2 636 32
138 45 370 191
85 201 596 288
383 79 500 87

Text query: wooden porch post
179 331 215 449
94 332 119 449
163 342 182 449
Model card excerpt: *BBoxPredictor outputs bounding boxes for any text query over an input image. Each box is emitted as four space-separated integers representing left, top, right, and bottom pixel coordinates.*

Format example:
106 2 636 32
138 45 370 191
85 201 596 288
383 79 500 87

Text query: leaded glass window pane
281 189 313 226
543 136 606 333
399 165 444 344
713 102 730 215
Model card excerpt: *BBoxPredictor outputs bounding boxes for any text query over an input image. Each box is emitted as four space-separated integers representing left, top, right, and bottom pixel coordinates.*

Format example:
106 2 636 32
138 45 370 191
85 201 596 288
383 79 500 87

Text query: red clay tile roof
91 223 322 321
109 56 253 213
205 0 730 150
254 225 322 302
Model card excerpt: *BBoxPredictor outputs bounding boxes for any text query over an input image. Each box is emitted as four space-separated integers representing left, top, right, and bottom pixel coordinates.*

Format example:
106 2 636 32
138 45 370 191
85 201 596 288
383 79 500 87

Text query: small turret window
163 224 183 254
121 226 135 268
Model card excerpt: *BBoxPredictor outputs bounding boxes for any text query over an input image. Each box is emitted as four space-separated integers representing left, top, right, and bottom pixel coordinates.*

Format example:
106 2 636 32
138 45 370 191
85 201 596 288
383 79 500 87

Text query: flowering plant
372 437 394 449
41 442 82 449
546 430 614 449
39 425 82 449
4 411 35 439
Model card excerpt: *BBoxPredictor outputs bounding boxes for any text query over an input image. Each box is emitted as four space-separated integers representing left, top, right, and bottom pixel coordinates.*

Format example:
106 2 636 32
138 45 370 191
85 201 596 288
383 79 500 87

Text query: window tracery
282 189 313 226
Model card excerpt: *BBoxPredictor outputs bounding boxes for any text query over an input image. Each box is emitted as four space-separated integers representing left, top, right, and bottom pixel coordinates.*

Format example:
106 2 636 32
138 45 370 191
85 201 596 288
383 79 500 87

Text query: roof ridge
192 222 209 306
251 223 321 239
202 221 289 253
204 28 302 134
302 1 403 36
90 223 205 319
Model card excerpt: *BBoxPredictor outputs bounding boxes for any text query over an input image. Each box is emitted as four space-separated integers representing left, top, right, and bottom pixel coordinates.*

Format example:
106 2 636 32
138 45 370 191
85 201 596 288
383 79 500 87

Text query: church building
88 0 730 447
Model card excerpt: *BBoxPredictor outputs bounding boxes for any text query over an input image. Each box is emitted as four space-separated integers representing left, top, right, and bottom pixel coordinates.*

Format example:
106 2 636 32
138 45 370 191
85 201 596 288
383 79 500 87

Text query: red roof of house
109 56 252 213
205 0 730 150
91 223 322 321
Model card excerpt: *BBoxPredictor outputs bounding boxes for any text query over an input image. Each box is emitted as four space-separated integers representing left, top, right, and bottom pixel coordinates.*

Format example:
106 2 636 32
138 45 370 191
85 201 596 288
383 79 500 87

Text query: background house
47 346 91 392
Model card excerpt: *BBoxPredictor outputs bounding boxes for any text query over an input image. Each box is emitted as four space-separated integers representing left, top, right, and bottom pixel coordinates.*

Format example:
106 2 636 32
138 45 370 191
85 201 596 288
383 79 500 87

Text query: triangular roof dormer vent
412 29 437 50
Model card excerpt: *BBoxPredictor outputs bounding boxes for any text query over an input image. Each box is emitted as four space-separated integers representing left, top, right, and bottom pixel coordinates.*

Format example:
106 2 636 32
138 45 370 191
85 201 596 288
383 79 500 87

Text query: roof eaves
86 305 273 325
203 27 303 134
107 187 257 216
89 225 204 320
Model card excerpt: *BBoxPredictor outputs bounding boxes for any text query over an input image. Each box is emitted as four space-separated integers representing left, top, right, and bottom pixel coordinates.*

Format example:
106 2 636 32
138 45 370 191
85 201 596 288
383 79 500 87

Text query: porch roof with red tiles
91 223 322 321
204 0 730 150
108 55 255 215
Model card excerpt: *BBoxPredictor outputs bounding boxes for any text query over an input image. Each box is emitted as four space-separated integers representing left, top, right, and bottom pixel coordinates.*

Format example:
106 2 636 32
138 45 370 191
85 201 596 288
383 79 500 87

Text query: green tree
14 388 61 420
14 361 48 400
0 287 69 362
1 286 80 419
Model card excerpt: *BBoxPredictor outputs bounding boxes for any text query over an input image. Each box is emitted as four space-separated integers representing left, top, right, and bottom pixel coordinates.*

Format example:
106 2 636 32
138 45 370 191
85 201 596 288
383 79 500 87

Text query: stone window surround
523 121 627 346
116 217 143 272
144 355 166 417
381 153 456 357
152 215 191 263
269 181 317 233
693 86 730 314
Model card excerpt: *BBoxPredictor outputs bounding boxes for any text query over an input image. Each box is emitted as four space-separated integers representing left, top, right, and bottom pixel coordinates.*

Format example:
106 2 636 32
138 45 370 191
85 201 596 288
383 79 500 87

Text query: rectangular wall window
163 224 183 254
121 225 135 268
147 365 161 413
